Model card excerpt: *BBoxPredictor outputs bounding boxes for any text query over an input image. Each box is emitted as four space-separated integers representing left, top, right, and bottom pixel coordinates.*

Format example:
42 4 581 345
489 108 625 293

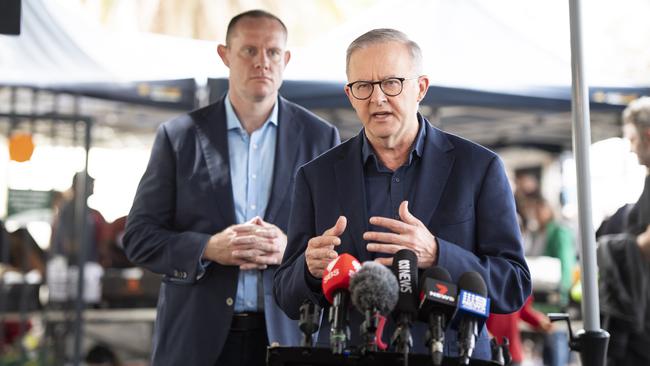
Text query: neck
228 92 277 134
368 120 419 171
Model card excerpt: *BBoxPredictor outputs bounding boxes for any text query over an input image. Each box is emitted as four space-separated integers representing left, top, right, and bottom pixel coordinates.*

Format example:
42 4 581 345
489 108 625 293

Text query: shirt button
253 143 258 149
252 174 257 179
250 204 256 210
394 177 401 183
226 297 234 306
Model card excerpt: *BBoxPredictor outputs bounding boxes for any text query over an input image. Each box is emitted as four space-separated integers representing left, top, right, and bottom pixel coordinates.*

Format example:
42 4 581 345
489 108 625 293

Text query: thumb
399 201 420 225
323 216 347 237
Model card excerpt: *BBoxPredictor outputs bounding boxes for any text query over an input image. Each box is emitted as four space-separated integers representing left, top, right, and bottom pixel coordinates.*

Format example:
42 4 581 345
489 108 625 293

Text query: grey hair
623 96 650 131
345 28 423 77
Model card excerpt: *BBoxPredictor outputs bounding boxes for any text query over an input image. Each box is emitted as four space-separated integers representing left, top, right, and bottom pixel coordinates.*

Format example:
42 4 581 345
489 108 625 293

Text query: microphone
455 271 490 365
390 249 418 357
418 266 458 366
299 300 321 347
349 261 399 355
322 253 361 354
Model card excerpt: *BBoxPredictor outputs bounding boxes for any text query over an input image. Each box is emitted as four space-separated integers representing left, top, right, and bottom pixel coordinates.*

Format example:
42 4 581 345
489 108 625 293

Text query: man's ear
283 50 291 67
217 44 230 67
417 75 430 102
344 85 354 105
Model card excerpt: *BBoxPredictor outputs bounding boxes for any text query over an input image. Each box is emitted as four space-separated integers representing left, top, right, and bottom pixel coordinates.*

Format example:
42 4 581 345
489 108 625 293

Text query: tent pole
567 0 609 364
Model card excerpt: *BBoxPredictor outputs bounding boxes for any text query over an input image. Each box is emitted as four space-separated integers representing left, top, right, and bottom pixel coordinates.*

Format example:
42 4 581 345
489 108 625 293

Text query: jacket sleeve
122 124 209 284
273 167 327 319
436 156 531 314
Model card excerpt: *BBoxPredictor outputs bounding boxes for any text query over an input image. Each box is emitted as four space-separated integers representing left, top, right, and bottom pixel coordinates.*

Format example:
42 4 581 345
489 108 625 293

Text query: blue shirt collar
362 113 427 167
225 93 279 132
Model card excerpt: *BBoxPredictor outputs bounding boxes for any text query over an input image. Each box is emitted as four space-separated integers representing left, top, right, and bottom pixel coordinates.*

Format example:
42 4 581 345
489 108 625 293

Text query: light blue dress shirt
225 94 278 312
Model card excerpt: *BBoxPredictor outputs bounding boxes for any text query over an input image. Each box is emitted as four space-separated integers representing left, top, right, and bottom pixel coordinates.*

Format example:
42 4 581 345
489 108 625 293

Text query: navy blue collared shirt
362 116 426 258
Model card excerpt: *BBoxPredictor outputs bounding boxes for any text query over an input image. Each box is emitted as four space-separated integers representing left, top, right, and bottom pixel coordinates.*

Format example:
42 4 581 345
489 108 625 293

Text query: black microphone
299 300 321 347
418 266 458 366
390 249 418 357
454 271 490 365
349 261 399 354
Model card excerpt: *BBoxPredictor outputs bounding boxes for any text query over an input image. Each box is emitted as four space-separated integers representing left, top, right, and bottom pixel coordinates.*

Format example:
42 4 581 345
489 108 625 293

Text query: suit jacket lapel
265 97 302 224
410 119 455 227
334 133 368 261
192 100 237 225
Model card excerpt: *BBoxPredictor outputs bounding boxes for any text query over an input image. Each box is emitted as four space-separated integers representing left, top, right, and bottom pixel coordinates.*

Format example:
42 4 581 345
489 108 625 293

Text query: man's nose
254 50 270 69
370 84 387 104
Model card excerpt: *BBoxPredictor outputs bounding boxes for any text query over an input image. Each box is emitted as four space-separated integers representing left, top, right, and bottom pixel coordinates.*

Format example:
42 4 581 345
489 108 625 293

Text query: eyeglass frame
346 76 421 100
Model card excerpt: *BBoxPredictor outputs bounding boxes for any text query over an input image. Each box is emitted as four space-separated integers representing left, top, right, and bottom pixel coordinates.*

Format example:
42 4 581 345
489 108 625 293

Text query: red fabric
486 296 544 362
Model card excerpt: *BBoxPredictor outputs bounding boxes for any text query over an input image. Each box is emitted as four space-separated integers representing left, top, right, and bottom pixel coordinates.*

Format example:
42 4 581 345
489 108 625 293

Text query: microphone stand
359 309 380 355
329 292 350 354
391 313 413 366
425 312 445 366
299 301 321 347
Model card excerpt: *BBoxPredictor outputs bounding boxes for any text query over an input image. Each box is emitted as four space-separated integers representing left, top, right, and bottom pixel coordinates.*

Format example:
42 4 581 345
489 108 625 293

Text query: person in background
50 172 107 265
598 96 650 365
122 9 339 366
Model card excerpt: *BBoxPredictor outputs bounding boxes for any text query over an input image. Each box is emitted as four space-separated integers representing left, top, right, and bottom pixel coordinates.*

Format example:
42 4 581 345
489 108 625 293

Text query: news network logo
423 278 457 305
458 289 490 317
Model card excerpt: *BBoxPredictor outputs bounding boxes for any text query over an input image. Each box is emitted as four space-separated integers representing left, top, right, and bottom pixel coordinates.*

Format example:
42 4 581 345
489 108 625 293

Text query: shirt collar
225 93 279 132
362 114 427 166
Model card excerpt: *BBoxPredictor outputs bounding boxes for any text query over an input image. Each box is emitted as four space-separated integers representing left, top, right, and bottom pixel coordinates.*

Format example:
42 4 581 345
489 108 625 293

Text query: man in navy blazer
123 10 339 366
274 29 530 359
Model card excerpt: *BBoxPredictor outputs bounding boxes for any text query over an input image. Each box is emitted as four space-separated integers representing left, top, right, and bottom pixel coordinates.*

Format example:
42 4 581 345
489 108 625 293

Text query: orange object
8 132 35 162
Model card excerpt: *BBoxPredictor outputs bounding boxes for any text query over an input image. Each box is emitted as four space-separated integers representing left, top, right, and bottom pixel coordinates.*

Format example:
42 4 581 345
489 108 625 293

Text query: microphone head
322 253 361 303
391 249 419 318
456 271 490 320
418 266 458 322
349 261 399 315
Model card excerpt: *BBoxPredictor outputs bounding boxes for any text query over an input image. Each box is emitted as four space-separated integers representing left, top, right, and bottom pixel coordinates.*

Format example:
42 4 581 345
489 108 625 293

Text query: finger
251 227 280 239
232 240 278 253
306 247 338 261
231 235 272 246
374 257 393 266
369 216 411 233
232 248 265 260
363 231 405 245
231 223 262 234
307 235 340 249
323 216 347 237
250 254 282 266
366 243 406 255
398 201 421 226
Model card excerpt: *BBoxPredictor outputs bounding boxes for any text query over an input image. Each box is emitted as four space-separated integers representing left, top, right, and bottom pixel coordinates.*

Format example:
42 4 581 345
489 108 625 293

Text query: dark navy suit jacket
274 117 531 359
123 96 339 366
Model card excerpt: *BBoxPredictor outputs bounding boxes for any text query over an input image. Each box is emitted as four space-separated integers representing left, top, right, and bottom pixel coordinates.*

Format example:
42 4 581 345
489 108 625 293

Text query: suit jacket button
226 297 234 306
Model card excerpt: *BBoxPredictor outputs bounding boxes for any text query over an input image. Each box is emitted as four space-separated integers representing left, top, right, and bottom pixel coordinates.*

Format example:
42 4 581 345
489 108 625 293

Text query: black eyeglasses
346 77 419 100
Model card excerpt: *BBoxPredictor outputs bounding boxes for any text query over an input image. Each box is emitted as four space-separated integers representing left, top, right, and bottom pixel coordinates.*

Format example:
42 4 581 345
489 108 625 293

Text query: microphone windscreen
392 249 419 316
457 271 488 297
418 265 458 322
349 261 399 314
322 253 361 303
455 271 490 321
420 266 452 289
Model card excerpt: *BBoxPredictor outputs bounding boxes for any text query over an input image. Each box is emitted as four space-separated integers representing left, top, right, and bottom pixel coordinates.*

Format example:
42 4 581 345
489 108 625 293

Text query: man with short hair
124 10 339 366
599 96 650 365
274 28 530 360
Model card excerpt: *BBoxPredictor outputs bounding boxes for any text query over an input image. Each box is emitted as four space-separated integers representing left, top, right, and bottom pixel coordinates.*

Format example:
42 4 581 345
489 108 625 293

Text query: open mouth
371 111 392 118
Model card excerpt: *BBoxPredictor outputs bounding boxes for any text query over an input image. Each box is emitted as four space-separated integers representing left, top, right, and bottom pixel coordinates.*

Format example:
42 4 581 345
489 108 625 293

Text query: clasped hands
306 201 438 278
203 216 286 270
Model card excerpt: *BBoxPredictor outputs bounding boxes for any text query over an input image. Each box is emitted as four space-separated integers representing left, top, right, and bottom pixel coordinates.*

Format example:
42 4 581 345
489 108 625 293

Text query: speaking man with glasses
274 28 530 359
123 10 339 366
